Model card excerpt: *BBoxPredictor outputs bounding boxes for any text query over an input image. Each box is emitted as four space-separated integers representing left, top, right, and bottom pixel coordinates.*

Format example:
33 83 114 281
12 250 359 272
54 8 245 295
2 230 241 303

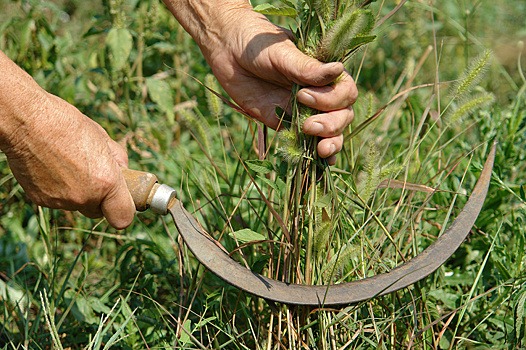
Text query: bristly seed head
446 92 495 125
449 50 492 99
277 129 303 164
317 8 375 62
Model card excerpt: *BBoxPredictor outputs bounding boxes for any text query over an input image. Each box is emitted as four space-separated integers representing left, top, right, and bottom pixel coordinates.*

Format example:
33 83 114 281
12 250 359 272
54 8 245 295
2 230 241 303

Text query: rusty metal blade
170 144 495 305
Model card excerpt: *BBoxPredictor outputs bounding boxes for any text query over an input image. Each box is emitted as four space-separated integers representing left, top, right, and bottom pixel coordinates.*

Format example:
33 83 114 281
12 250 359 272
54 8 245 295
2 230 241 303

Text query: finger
100 173 136 229
222 74 292 129
317 135 344 159
297 71 358 111
302 107 354 138
273 43 344 87
107 140 129 168
78 204 104 220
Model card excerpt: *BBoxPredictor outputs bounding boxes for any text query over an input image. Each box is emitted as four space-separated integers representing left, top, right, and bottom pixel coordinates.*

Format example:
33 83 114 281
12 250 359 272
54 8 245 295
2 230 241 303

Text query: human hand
1 88 136 229
200 7 357 164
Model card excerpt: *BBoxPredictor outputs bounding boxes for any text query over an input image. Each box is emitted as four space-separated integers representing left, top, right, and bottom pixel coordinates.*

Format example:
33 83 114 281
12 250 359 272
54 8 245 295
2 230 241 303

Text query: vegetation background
0 0 525 348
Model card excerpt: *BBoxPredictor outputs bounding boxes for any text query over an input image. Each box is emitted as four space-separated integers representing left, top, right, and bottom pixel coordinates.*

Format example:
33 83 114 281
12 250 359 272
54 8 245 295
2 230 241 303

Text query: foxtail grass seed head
358 141 381 201
449 50 492 98
363 140 380 175
277 129 303 164
446 92 495 125
314 0 335 24
146 0 159 29
322 245 357 284
179 109 212 151
314 221 332 257
205 74 223 118
366 91 375 118
317 8 375 61
109 0 127 28
278 128 297 144
380 163 404 181
280 145 303 164
299 105 315 124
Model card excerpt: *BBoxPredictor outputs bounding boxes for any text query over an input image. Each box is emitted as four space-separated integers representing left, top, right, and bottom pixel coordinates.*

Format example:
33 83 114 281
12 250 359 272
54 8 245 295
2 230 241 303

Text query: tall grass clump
255 0 376 287
249 0 381 346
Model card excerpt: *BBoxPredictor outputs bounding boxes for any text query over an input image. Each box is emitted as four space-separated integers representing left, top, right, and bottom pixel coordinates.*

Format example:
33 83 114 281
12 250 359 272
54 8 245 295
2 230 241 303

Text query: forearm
0 50 48 152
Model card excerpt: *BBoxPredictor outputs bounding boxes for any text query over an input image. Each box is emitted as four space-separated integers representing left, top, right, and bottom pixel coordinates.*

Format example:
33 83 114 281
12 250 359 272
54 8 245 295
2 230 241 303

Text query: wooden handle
122 168 158 212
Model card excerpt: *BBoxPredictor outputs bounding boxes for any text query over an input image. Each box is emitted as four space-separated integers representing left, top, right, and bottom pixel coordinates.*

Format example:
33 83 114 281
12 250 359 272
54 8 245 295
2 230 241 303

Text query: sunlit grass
0 0 525 348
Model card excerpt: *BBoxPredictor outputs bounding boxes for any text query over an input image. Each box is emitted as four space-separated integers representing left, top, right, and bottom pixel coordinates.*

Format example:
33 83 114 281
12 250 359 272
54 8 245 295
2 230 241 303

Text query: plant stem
305 161 317 284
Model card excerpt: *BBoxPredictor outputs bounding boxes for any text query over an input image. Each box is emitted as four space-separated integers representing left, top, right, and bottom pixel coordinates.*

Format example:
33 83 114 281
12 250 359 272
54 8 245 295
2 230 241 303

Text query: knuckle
86 171 119 207
348 85 359 104
93 172 117 194
301 62 321 83
323 121 340 135
340 71 359 104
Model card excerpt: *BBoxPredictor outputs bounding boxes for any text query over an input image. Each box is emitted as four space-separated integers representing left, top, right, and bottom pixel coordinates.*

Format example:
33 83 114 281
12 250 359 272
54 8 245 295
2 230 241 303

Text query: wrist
162 1 258 60
0 51 49 152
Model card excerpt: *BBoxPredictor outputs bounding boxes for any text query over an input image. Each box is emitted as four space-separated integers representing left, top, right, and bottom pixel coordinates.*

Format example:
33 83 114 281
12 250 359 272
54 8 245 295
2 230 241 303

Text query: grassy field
1 0 525 348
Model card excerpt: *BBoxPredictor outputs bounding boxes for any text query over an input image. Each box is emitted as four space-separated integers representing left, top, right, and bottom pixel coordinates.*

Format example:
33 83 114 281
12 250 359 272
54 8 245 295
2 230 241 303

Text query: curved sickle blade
170 144 495 306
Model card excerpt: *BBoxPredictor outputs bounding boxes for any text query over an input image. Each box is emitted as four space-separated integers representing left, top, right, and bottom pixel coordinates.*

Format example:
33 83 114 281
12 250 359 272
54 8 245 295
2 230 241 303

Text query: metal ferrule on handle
148 183 177 215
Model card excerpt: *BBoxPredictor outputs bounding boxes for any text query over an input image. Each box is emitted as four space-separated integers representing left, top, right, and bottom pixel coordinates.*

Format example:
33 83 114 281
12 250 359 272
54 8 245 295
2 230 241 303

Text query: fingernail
329 143 336 154
297 90 316 105
307 122 324 134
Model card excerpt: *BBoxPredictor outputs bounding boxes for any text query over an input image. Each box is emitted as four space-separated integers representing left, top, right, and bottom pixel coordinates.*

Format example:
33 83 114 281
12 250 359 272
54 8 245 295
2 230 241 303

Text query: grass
1 0 526 348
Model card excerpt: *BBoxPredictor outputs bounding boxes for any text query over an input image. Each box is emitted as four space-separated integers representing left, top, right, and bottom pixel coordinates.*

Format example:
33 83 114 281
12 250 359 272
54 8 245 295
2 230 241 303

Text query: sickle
123 143 495 306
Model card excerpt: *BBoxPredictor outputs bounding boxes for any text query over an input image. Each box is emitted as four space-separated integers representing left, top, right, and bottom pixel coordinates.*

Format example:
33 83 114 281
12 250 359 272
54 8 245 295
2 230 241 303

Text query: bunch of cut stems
274 0 376 286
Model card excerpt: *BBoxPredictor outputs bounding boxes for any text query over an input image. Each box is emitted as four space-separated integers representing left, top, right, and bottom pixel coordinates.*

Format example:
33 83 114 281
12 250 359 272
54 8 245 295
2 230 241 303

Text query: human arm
162 0 357 164
0 50 135 229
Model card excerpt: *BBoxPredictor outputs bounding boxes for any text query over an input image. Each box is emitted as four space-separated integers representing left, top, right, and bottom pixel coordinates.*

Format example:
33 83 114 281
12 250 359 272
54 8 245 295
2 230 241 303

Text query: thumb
100 172 136 229
276 46 344 86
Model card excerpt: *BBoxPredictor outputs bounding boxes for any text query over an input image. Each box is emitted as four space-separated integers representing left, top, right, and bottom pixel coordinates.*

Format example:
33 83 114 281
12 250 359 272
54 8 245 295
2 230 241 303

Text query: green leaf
254 3 298 17
196 316 217 328
515 291 526 342
229 229 266 243
439 333 452 350
348 35 377 51
0 280 28 312
257 174 285 196
246 160 274 175
314 193 333 208
280 0 297 7
150 41 178 54
179 319 193 345
146 77 175 123
70 294 98 325
89 296 112 314
105 27 133 71
428 289 460 309
37 31 54 52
